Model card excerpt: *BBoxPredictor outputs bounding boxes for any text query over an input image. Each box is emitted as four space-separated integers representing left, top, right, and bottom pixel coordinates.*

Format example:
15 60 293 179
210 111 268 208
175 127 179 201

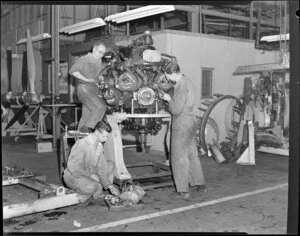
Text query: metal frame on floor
124 161 173 190
3 167 79 220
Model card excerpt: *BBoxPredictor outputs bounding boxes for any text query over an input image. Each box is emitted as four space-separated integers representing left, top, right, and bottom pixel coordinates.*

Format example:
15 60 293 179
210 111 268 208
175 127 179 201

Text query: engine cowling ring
136 87 156 106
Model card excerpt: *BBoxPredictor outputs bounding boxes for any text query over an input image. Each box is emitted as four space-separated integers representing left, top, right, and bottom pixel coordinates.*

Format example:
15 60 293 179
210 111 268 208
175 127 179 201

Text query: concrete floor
2 136 289 233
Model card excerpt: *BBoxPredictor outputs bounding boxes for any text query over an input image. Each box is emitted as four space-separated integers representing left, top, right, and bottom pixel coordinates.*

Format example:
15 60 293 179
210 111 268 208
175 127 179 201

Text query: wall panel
227 40 255 97
254 49 279 64
76 5 89 20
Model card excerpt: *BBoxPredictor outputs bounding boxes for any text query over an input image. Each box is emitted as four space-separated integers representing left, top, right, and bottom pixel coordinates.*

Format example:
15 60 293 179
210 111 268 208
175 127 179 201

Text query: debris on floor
120 184 145 204
44 211 67 220
104 184 146 211
73 220 81 227
2 166 34 180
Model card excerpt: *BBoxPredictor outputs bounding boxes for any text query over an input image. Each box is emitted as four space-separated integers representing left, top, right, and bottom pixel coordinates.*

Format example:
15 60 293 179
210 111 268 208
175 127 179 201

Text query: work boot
191 185 207 193
92 190 107 207
92 197 107 206
78 197 93 207
176 192 190 199
78 197 106 207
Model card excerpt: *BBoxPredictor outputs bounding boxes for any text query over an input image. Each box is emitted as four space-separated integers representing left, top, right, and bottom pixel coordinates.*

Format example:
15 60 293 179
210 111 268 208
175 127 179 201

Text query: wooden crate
36 141 53 153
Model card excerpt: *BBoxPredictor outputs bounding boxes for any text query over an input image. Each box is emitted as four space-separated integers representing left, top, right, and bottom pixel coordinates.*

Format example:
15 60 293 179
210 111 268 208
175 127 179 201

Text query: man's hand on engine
88 80 100 88
159 92 171 102
108 58 117 66
98 75 104 81
89 80 96 85
108 184 120 196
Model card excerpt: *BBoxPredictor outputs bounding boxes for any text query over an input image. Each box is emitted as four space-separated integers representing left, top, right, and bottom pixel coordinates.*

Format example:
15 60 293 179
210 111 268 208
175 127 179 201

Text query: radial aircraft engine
97 31 176 138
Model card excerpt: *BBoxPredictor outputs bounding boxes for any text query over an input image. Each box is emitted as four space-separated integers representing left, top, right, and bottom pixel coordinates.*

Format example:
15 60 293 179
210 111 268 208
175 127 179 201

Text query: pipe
134 68 148 85
284 1 287 50
249 2 253 39
51 6 55 147
199 5 202 33
126 5 130 37
123 144 138 149
279 2 282 52
51 5 60 148
255 8 261 48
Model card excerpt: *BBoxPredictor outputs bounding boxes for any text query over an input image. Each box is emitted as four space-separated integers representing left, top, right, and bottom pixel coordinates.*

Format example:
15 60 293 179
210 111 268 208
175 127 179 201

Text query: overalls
63 134 114 202
69 53 107 130
169 76 205 192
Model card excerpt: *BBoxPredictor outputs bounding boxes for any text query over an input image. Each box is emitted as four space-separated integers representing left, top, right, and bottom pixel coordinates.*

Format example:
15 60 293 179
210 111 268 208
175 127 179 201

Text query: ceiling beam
174 5 278 28
202 9 277 27
206 23 230 35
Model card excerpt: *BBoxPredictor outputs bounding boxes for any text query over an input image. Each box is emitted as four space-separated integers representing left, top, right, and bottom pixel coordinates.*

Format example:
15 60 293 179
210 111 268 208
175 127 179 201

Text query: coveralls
63 134 114 203
69 53 107 131
168 75 205 193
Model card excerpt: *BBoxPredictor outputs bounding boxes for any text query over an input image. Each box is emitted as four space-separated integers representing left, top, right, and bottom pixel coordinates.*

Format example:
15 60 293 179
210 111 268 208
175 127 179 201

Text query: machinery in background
2 29 44 140
198 63 289 163
2 29 44 109
2 29 79 145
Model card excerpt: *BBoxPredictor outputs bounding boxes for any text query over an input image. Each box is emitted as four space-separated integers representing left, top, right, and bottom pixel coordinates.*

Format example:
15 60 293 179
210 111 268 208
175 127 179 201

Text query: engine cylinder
117 70 143 91
153 73 173 91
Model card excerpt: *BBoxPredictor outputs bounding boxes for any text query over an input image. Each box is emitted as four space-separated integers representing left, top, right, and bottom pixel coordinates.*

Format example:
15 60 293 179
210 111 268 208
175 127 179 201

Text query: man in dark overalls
161 62 207 198
69 40 107 133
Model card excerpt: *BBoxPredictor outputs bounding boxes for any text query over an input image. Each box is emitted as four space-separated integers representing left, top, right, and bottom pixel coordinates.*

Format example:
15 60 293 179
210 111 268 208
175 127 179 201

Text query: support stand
105 115 132 182
36 107 53 140
6 105 39 141
105 113 172 188
236 120 256 165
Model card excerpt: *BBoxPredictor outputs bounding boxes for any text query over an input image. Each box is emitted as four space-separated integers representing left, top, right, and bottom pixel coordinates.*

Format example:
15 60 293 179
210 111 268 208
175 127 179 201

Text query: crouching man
63 120 120 205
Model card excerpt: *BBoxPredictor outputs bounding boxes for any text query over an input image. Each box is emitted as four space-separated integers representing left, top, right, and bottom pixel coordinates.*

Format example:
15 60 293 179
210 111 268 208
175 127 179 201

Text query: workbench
6 103 80 146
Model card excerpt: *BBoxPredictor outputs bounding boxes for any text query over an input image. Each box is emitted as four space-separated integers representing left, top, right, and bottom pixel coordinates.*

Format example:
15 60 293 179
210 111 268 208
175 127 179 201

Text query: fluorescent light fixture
12 54 22 59
260 33 289 42
60 18 106 31
16 33 51 45
67 24 103 35
233 63 289 75
59 18 106 34
105 5 175 24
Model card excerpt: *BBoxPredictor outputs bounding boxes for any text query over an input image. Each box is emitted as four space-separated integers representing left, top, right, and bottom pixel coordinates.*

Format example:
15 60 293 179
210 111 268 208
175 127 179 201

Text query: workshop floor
2 136 288 234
